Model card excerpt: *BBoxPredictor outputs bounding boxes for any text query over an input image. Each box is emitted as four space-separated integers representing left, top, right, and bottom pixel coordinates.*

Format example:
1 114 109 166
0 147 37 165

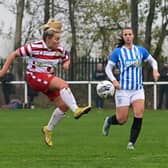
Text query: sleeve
145 55 158 70
62 50 70 63
140 47 150 60
16 44 32 57
109 48 119 64
57 45 70 63
139 46 158 70
105 61 116 82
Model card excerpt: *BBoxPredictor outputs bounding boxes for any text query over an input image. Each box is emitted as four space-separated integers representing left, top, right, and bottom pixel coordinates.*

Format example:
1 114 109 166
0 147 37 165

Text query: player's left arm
142 47 160 81
62 50 70 71
62 59 70 71
146 55 160 81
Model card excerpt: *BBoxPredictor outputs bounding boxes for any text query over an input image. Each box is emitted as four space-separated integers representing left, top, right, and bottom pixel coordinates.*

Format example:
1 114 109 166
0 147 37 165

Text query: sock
129 117 142 144
60 88 78 112
47 108 65 131
108 115 119 125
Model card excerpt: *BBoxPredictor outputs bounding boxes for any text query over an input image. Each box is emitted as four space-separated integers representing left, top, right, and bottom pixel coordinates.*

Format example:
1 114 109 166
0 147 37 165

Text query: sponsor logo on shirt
125 59 141 68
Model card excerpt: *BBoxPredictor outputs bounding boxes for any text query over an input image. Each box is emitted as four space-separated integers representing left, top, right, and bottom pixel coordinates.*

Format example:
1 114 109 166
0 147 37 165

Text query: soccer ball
96 80 115 98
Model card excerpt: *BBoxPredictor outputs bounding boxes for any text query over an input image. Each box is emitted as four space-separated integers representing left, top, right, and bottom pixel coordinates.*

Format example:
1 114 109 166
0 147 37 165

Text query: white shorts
115 89 145 107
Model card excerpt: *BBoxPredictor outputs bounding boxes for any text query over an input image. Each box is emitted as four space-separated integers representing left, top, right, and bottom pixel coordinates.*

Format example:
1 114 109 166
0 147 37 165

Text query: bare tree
68 0 77 61
44 0 50 23
44 0 55 23
67 0 78 80
14 0 25 49
50 0 55 17
12 0 25 80
144 0 156 51
153 0 168 59
131 0 138 44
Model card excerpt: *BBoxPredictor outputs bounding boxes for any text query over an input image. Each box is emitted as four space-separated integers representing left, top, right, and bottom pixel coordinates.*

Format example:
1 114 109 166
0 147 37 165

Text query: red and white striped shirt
17 40 69 73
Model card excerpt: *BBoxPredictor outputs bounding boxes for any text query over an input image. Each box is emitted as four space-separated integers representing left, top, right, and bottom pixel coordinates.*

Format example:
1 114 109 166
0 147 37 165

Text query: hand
0 70 3 78
153 70 160 81
112 80 120 90
63 63 69 71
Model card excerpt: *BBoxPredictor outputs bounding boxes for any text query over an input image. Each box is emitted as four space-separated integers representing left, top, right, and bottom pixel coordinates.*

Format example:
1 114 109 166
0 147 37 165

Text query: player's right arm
105 61 120 90
105 48 120 90
0 50 18 78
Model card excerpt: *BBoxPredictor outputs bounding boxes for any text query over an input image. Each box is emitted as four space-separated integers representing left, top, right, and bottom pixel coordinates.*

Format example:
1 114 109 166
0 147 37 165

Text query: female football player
0 19 91 147
102 27 160 150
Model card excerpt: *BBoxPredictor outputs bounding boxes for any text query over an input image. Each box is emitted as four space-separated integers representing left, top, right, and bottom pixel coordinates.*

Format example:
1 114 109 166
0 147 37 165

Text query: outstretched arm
0 51 18 77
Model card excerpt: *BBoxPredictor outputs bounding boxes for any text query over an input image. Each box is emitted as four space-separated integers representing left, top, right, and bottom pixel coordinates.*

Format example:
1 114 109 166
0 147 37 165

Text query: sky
0 4 15 58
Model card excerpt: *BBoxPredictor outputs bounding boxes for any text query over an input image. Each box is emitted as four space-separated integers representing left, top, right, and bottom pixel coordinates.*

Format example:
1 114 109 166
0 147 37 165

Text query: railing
0 81 168 110
69 81 168 110
0 81 28 105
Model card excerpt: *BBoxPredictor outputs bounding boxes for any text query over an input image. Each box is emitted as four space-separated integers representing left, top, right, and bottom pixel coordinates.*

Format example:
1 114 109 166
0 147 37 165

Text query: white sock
47 108 65 131
60 88 78 112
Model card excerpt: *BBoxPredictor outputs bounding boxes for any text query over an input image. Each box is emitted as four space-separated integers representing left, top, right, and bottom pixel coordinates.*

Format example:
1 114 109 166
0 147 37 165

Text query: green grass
0 108 168 168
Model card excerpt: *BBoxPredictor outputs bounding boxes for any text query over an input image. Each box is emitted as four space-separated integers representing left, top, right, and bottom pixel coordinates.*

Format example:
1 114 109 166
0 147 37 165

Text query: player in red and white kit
0 19 91 147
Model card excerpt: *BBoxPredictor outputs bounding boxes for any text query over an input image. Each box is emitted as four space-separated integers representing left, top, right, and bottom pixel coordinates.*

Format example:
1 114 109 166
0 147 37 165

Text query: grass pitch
0 108 168 168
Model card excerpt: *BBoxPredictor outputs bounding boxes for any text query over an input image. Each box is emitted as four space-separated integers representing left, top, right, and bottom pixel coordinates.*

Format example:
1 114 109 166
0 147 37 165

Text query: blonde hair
41 18 62 32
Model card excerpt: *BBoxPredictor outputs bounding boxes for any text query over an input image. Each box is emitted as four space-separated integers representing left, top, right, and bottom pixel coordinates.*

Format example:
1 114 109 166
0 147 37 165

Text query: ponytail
116 36 125 48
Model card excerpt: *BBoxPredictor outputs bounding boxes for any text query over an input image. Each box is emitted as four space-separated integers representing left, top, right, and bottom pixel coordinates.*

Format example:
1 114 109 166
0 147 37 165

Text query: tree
144 0 156 51
68 0 77 61
130 0 168 80
44 0 50 23
2 0 168 81
13 0 25 80
131 0 138 44
14 0 25 49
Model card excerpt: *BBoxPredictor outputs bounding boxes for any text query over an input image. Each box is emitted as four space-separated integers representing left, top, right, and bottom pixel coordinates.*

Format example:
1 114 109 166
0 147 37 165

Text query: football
96 80 115 98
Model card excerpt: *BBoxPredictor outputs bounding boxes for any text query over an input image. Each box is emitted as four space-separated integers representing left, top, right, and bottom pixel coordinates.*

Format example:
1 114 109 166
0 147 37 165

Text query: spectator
94 63 106 108
158 62 168 109
0 69 15 104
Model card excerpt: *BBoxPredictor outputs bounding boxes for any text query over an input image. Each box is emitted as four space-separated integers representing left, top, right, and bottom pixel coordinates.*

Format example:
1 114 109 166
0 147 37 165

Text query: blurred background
0 0 168 109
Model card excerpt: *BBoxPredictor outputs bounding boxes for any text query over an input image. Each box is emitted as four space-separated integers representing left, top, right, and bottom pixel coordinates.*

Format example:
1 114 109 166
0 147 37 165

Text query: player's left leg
128 99 144 150
42 96 68 147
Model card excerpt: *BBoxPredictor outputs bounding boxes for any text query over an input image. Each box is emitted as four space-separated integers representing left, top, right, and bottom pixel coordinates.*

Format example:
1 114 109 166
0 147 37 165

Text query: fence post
88 82 92 106
154 82 157 110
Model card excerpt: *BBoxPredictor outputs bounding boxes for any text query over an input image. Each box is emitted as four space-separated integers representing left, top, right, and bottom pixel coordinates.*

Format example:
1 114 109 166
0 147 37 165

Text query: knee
58 80 69 89
59 104 69 112
117 116 128 125
61 82 69 89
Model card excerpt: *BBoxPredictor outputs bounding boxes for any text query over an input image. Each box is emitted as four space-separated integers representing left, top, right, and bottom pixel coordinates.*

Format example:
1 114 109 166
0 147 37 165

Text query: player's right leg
102 116 110 136
49 76 92 119
102 115 119 136
73 105 92 119
102 106 129 136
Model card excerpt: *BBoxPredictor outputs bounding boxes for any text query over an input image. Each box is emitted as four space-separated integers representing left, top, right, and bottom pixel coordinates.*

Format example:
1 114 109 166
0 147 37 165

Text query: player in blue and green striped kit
102 27 160 150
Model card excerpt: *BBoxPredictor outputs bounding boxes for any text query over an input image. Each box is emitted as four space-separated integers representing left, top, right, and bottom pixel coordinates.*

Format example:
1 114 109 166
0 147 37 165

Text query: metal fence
0 57 108 81
0 80 168 110
1 57 168 109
